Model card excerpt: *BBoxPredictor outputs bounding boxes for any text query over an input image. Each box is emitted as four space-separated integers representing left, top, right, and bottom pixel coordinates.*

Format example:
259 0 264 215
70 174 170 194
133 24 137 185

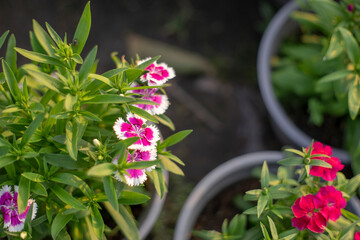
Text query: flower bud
20 232 27 239
93 139 101 148
347 4 354 12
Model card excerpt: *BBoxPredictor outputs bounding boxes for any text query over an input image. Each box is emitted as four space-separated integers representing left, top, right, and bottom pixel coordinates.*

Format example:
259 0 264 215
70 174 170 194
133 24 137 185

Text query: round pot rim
174 151 284 240
256 0 350 162
174 151 360 240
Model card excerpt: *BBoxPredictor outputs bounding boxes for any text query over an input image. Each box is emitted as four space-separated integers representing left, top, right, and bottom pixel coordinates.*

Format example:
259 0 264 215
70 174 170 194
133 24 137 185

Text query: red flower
291 194 327 233
314 186 346 221
308 142 344 181
355 231 360 240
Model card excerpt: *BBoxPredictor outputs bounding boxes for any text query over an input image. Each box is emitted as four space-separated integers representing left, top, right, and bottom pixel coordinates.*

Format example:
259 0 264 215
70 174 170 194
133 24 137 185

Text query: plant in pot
0 2 191 240
185 141 360 240
257 0 360 172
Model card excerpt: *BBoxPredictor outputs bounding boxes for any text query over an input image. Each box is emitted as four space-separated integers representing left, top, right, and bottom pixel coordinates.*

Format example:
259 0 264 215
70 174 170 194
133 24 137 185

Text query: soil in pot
192 177 260 240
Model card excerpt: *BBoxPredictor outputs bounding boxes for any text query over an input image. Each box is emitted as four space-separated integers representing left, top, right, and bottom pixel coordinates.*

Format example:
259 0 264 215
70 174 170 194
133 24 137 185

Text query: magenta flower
291 194 327 233
113 114 160 150
355 231 360 240
308 142 344 181
138 58 175 86
347 4 354 12
112 149 157 186
131 85 169 115
0 186 37 232
314 186 346 222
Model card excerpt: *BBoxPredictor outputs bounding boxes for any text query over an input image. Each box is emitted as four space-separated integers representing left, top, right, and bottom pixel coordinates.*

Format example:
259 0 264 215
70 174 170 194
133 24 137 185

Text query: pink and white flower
131 85 169 115
0 185 37 232
113 114 160 150
112 149 157 186
138 58 175 86
307 142 344 181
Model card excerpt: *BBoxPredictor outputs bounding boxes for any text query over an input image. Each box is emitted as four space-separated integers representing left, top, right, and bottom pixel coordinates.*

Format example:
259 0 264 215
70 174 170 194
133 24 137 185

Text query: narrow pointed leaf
50 185 87 210
2 60 21 100
25 69 65 93
73 1 91 54
51 213 73 240
22 172 45 182
348 82 360 120
45 22 62 45
103 176 118 211
87 163 117 177
90 205 104 239
79 46 97 84
0 30 9 49
50 172 94 198
338 27 360 65
17 176 31 214
159 129 192 150
261 161 270 188
128 105 159 123
83 94 135 104
33 19 55 56
16 47 67 68
5 34 17 73
20 113 45 148
318 70 352 84
66 120 78 160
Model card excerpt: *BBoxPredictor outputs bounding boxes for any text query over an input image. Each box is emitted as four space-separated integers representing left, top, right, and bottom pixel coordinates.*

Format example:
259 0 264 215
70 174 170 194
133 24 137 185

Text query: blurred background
0 0 289 238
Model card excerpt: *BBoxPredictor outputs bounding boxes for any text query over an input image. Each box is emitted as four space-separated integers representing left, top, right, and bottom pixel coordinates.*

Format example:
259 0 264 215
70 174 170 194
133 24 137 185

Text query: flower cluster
112 59 175 186
196 141 360 240
291 186 346 233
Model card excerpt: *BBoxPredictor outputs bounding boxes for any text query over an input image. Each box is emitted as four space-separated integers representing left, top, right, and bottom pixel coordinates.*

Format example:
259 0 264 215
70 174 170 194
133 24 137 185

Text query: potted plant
175 141 360 240
257 0 360 172
0 2 191 239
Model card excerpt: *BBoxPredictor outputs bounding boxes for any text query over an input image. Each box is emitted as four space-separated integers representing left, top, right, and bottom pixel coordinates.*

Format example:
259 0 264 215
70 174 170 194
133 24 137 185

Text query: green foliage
0 1 191 239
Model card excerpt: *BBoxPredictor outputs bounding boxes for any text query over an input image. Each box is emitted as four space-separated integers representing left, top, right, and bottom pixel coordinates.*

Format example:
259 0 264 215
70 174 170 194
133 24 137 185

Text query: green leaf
42 153 90 169
158 129 192 150
278 229 298 240
50 185 87 210
310 159 332 168
103 176 118 211
66 120 78 160
2 59 21 100
103 202 140 240
128 105 159 123
118 191 150 205
5 34 17 73
338 223 356 240
32 19 55 56
267 216 278 240
31 182 48 197
154 114 175 131
341 208 360 222
17 176 31 214
102 67 127 78
192 230 222 240
147 167 167 198
15 47 67 68
72 1 91 54
79 111 101 122
124 68 145 83
158 155 184 175
88 73 113 88
64 94 76 111
260 222 271 240
317 70 352 84
324 30 344 60
45 22 62 46
346 174 360 194
0 30 9 49
87 163 117 177
261 161 269 188
348 81 360 120
25 69 65 93
160 152 184 165
278 157 304 166
0 156 16 169
124 160 160 170
257 194 268 218
50 173 94 198
79 46 97 84
51 212 73 240
338 27 360 66
90 205 104 239
20 113 45 148
82 94 135 104
22 172 45 182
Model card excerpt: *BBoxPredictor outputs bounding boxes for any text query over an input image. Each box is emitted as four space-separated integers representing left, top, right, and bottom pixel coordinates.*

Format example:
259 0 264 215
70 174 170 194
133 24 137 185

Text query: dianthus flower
138 58 175 86
355 231 360 240
314 186 346 221
113 114 160 150
131 85 169 115
291 194 327 233
112 149 157 186
0 185 37 232
308 141 344 181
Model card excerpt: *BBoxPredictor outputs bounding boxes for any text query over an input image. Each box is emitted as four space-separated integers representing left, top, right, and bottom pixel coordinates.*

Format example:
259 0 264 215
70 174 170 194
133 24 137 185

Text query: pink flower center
307 212 314 218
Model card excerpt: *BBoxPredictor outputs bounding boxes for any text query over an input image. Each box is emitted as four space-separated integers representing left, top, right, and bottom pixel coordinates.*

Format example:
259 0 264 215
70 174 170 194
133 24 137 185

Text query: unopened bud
348 4 354 12
93 139 101 148
20 231 27 239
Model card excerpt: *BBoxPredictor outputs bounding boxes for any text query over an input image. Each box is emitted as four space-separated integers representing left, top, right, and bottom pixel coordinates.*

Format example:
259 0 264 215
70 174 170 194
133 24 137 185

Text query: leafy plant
0 2 191 239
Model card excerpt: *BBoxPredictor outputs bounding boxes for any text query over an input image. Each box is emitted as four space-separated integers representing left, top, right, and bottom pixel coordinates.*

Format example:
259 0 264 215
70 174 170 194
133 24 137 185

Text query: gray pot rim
174 151 360 240
256 0 350 162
